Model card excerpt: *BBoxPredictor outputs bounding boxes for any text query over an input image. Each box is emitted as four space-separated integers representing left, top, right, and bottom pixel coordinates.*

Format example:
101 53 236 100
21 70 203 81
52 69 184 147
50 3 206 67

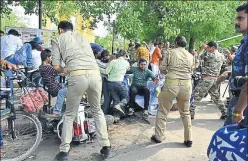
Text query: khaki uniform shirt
160 47 194 80
51 31 99 72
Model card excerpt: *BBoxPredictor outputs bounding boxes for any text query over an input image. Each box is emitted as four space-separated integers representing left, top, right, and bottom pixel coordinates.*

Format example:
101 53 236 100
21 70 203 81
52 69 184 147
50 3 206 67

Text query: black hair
58 21 73 31
29 41 40 50
236 2 248 13
41 49 52 61
154 42 158 46
138 58 147 64
174 36 187 47
118 49 126 56
207 41 218 49
0 30 4 34
8 29 20 36
135 44 141 49
101 50 109 58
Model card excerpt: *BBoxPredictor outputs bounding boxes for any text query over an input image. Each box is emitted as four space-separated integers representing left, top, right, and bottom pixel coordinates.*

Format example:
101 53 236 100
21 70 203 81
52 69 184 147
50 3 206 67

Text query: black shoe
100 146 111 158
184 140 192 147
54 152 68 161
151 135 162 143
220 114 227 120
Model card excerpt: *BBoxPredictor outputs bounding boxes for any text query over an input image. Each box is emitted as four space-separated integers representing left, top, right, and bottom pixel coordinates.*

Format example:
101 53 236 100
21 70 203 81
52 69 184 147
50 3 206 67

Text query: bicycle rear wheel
1 111 42 161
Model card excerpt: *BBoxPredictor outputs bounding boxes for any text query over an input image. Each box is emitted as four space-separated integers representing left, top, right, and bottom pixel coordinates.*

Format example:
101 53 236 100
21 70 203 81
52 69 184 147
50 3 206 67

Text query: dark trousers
101 79 112 114
107 81 129 108
130 85 150 110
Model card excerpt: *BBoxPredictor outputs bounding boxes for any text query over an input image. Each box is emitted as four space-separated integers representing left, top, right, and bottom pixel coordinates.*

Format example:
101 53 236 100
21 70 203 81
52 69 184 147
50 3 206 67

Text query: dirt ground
13 82 229 161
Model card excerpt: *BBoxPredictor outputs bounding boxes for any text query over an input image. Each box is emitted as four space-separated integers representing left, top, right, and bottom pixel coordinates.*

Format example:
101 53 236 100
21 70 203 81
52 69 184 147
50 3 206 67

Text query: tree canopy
115 1 243 49
1 0 246 49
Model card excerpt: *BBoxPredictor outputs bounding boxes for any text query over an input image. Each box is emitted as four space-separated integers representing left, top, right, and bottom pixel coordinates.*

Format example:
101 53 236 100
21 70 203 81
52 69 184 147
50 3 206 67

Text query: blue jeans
7 43 33 67
101 79 112 114
53 88 67 115
107 81 129 107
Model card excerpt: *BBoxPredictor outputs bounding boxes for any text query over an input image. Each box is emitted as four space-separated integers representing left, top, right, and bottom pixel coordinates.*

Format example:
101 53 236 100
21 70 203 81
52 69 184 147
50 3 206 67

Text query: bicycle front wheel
1 111 42 161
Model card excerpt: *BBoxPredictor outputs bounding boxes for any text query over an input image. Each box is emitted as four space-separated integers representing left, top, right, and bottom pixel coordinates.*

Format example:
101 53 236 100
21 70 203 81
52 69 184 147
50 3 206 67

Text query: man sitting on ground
39 49 67 118
128 58 158 121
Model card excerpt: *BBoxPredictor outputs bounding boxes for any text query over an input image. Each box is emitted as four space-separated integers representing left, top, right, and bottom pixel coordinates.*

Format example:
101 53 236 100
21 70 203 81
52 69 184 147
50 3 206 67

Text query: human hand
154 77 159 84
232 114 243 124
216 71 229 84
6 61 18 70
201 44 208 50
223 49 231 55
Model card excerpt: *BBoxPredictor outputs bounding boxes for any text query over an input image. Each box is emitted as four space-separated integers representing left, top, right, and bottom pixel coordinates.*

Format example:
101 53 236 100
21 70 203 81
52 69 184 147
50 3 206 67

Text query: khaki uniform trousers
60 70 110 152
155 79 192 141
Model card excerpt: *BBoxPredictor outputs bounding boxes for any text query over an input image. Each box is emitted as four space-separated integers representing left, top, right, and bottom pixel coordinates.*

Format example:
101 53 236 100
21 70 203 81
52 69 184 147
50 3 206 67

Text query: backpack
20 88 48 113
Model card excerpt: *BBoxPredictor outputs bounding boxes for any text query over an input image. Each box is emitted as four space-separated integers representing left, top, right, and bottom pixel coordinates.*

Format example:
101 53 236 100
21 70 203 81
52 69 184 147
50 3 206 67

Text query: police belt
231 90 241 97
166 79 191 85
69 69 100 76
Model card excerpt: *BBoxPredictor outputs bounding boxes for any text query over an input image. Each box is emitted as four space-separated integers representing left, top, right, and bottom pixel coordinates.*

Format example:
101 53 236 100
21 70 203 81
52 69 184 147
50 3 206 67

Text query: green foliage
95 34 128 54
115 1 243 48
2 0 123 30
1 12 27 31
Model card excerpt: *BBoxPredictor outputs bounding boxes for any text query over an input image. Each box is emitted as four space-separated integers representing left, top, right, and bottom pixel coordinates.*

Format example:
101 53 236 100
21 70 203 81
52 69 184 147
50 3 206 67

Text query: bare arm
232 82 248 123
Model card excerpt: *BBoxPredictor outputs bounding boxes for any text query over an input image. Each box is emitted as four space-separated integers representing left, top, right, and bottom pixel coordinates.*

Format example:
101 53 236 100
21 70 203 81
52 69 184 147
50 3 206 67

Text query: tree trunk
189 37 195 52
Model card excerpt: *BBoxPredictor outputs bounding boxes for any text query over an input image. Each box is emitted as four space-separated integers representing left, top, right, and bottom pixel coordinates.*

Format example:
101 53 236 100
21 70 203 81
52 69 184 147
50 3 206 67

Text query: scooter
39 75 97 144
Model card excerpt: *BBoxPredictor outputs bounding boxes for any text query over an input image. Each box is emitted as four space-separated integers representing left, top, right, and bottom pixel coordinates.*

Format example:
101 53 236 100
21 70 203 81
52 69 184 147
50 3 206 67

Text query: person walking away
128 58 158 121
101 49 130 122
151 36 194 147
51 21 111 161
150 42 163 75
190 41 227 120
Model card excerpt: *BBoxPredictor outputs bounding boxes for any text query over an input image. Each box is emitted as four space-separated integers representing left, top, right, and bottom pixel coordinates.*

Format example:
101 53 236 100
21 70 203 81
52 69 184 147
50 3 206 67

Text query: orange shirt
151 47 162 65
136 47 150 62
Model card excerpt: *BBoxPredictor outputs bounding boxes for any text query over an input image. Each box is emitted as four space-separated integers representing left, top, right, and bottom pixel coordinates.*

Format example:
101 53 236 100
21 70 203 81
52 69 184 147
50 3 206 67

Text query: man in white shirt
1 29 33 68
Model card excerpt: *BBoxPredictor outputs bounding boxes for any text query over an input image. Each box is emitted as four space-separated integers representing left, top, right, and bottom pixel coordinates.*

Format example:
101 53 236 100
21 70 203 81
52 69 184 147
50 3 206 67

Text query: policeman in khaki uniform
51 21 111 161
151 36 194 147
190 42 227 120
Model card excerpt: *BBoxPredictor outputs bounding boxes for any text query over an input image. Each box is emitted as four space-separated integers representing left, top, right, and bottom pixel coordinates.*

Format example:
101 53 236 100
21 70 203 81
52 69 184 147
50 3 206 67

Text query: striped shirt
39 64 61 97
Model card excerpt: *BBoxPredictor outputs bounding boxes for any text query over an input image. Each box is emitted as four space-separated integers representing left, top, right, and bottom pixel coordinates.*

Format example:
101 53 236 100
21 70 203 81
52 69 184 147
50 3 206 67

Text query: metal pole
38 0 42 29
112 20 115 54
216 34 242 43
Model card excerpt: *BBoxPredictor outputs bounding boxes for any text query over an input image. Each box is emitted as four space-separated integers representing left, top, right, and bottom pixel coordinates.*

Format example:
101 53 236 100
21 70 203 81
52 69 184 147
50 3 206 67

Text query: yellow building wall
42 11 95 42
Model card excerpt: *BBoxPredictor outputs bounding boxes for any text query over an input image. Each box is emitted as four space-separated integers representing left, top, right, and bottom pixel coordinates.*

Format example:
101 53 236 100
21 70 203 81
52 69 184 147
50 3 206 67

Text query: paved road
25 82 229 161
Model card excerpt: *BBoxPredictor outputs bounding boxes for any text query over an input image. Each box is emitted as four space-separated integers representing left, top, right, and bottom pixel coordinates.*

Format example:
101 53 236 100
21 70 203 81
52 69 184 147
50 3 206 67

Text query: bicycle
0 70 42 161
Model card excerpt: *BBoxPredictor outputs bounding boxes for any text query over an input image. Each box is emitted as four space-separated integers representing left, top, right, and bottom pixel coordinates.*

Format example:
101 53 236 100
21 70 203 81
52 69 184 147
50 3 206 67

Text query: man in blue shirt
224 2 248 125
